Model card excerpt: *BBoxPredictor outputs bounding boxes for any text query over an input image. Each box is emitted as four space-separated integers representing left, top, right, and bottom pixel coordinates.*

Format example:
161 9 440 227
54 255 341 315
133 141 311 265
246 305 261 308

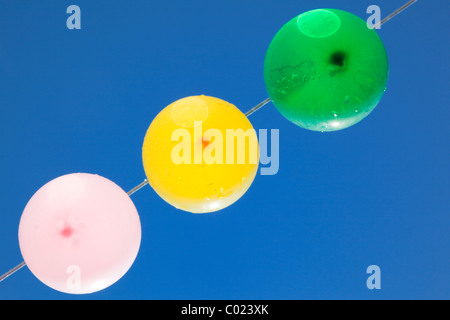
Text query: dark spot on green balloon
330 51 346 67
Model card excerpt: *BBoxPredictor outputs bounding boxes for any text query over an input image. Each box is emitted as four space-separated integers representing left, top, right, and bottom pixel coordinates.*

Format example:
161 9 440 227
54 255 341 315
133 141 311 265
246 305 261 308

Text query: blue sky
0 0 449 299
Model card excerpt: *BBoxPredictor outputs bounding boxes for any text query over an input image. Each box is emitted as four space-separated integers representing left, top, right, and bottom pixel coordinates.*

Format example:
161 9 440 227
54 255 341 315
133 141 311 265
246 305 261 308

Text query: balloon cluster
15 9 388 294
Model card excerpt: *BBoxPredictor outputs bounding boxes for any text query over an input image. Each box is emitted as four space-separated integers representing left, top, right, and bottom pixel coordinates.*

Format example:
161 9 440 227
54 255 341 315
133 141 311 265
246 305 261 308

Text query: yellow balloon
142 95 259 213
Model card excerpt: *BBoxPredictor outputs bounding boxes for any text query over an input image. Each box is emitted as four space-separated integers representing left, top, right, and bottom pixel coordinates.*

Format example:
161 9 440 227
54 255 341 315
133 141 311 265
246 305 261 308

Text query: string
373 0 418 29
245 97 272 117
126 179 149 196
0 0 418 285
0 261 26 282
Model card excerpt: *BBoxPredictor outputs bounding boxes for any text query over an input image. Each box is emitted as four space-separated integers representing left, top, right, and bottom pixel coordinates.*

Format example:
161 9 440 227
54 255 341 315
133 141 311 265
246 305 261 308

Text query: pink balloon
18 173 141 294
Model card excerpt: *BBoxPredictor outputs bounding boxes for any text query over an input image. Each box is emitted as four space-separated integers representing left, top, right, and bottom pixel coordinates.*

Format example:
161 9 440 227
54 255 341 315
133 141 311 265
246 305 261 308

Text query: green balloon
264 9 389 132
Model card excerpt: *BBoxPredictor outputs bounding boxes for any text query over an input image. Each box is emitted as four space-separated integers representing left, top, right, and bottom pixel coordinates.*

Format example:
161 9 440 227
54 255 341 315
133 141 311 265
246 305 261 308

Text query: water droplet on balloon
345 96 350 103
218 188 233 199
